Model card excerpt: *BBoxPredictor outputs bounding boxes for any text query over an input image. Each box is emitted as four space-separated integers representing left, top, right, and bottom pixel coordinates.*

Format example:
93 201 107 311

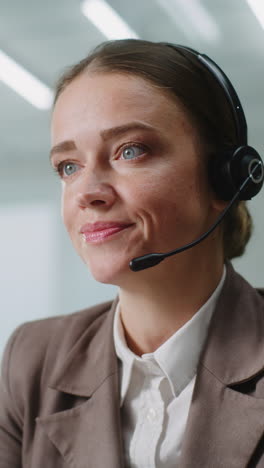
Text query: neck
118 242 224 356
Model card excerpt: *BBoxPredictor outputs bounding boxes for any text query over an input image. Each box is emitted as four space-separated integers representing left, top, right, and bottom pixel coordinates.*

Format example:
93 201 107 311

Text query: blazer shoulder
3 299 114 366
1 300 114 412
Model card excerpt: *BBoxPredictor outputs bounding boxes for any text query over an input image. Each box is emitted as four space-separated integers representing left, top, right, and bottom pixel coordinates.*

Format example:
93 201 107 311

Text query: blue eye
60 162 79 177
121 145 145 160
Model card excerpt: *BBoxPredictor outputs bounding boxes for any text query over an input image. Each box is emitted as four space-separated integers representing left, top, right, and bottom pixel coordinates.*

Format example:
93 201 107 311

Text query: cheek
124 162 211 242
131 165 207 213
61 187 76 237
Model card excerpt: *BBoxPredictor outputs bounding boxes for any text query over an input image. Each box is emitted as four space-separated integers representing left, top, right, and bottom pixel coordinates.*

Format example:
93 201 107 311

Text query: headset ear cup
210 149 237 201
210 146 264 201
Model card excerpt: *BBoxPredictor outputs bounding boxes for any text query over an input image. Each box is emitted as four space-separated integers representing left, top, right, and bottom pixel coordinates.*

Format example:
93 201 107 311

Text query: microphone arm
129 165 259 272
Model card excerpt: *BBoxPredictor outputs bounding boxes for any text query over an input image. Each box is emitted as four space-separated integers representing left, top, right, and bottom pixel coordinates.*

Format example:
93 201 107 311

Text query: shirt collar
114 266 226 403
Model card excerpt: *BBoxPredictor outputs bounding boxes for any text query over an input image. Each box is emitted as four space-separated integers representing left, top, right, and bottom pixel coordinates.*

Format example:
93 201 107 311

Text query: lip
80 221 134 243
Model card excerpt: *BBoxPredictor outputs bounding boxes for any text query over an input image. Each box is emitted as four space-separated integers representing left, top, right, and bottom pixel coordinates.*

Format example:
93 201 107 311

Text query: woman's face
51 71 222 284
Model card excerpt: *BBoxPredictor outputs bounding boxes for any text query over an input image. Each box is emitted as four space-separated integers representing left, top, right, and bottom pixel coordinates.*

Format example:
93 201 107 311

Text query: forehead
52 71 195 142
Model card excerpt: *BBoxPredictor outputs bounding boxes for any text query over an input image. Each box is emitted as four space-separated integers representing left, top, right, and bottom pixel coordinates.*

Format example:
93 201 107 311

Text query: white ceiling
1 0 264 173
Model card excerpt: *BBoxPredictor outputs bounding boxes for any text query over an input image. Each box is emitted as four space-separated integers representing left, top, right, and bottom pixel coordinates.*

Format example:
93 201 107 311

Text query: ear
209 189 229 213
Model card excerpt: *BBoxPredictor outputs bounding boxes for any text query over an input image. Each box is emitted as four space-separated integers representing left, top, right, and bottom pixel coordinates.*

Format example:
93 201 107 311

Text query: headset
168 44 264 201
130 44 264 271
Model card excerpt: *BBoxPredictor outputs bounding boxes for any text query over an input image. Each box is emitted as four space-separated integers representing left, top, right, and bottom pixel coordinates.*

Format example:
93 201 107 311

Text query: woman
1 39 264 467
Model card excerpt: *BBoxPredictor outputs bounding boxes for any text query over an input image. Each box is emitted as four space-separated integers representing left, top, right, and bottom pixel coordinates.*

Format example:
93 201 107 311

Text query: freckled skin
51 71 224 287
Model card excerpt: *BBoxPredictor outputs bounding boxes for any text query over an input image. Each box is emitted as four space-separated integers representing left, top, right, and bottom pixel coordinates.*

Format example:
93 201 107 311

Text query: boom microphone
129 160 263 272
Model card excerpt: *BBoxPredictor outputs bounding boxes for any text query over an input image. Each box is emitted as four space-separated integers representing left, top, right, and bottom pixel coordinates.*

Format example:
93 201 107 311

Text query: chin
83 254 131 286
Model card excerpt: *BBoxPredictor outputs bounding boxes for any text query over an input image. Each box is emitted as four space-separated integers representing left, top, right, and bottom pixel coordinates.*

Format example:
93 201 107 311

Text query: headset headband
169 44 248 146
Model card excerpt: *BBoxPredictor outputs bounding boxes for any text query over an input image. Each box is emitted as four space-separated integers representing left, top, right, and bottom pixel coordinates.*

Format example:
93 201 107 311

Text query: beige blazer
1 263 264 467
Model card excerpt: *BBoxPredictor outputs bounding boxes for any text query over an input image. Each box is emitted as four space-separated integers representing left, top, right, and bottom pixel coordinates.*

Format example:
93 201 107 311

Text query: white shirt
113 267 226 468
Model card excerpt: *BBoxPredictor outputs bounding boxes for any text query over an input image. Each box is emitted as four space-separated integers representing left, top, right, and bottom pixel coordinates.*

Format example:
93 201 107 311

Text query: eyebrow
50 140 77 161
100 121 158 140
50 122 158 161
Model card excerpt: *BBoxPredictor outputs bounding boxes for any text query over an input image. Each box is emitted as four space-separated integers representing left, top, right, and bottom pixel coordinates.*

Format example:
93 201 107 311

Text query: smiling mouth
81 223 134 244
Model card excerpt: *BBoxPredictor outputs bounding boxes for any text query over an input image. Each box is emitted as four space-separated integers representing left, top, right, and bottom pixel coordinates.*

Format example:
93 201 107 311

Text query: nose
76 180 117 209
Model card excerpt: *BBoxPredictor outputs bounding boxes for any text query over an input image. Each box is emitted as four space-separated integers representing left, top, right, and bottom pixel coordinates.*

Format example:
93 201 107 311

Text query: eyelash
52 142 149 179
52 161 63 177
52 161 78 178
117 142 148 161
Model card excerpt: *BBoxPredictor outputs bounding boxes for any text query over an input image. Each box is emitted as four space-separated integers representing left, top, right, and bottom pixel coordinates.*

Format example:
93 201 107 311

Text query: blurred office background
0 0 264 357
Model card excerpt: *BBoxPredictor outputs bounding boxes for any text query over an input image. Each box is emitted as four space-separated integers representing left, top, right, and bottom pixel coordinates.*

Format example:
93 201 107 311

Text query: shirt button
147 407 157 421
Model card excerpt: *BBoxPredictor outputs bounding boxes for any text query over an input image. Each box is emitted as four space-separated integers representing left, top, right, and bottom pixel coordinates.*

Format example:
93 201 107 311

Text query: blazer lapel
37 299 125 468
37 373 124 468
180 366 264 467
180 263 264 467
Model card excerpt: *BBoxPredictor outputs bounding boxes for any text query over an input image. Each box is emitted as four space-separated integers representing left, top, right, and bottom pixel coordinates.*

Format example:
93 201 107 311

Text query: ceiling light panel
81 0 139 39
246 0 264 30
0 50 53 110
